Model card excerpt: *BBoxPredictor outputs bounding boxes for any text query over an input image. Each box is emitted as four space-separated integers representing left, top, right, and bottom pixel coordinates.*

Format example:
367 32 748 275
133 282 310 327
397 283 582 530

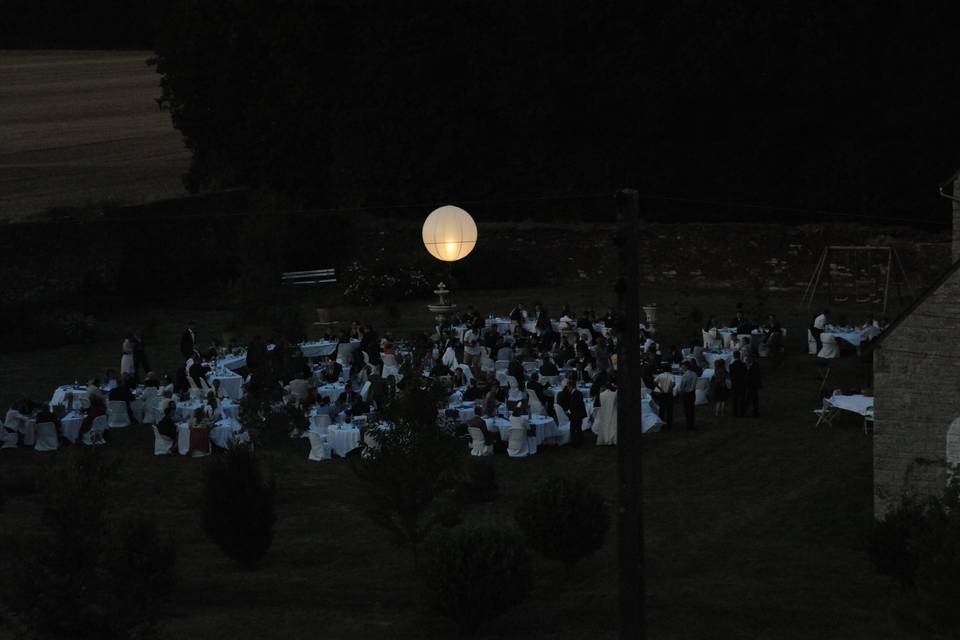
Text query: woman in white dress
594 384 619 446
120 335 135 377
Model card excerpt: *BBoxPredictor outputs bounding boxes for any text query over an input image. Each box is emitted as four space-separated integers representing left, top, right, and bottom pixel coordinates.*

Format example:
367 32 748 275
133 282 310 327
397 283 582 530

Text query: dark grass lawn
0 285 927 639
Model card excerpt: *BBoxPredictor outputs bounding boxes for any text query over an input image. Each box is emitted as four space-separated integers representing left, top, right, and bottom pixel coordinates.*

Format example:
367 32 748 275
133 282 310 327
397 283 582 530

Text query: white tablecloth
325 424 361 457
702 350 734 368
300 341 339 358
826 393 874 416
826 326 864 347
49 385 90 410
216 353 247 371
484 317 514 334
484 417 513 440
221 400 240 420
316 383 345 403
642 399 664 433
208 371 243 400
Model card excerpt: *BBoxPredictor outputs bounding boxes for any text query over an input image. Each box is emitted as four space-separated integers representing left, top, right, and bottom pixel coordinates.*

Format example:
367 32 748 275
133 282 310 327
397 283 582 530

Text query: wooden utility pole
615 188 644 639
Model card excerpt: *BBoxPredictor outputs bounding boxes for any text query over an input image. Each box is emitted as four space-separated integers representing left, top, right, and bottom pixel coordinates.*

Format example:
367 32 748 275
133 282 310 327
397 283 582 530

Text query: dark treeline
0 0 154 49
10 1 960 225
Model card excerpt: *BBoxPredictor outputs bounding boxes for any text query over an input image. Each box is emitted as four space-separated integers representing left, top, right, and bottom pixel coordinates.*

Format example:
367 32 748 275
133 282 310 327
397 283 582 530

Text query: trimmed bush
202 444 277 568
423 526 532 636
514 476 610 570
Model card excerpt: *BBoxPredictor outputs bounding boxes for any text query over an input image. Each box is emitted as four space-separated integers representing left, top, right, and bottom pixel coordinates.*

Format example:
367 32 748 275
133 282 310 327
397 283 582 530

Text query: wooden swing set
800 246 912 314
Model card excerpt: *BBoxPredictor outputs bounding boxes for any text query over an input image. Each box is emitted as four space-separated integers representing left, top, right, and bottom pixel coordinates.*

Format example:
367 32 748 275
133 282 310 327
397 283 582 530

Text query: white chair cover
817 333 840 359
807 329 818 355
21 419 36 447
307 432 329 461
1 427 17 448
506 423 530 457
695 377 711 405
542 374 561 386
458 363 474 383
83 415 109 445
467 426 494 456
152 426 173 455
33 422 58 452
527 390 546 416
495 359 510 372
359 380 372 401
554 404 571 427
107 401 131 428
312 413 332 434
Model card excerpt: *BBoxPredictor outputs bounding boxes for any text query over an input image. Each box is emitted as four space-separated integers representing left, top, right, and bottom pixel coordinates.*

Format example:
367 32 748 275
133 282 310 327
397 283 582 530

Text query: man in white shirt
652 369 676 429
811 308 831 354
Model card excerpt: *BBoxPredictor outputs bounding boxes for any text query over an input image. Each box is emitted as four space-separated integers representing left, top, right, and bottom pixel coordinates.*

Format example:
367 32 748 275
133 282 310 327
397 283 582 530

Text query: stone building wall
873 264 960 516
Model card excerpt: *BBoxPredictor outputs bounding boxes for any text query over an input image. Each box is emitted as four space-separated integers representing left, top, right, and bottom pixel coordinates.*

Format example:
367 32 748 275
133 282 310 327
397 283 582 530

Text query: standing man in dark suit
567 377 588 447
132 330 149 383
744 355 762 417
180 321 197 359
729 350 748 417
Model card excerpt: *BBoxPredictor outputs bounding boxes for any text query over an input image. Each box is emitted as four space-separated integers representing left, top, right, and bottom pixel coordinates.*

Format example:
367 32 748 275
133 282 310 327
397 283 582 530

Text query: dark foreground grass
0 286 927 639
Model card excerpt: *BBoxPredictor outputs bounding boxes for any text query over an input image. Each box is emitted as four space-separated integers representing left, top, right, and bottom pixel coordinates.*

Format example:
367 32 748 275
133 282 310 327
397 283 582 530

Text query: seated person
203 392 220 420
539 355 560 377
507 358 526 384
211 378 229 400
451 367 467 388
142 371 161 388
321 359 343 384
526 373 548 404
483 382 503 417
86 378 105 404
466 406 500 446
108 375 136 422
159 389 177 415
461 378 483 402
79 396 107 439
156 404 178 443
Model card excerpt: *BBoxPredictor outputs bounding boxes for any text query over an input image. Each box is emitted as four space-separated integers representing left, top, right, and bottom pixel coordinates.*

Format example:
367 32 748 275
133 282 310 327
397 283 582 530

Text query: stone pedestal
428 282 457 331
642 303 658 334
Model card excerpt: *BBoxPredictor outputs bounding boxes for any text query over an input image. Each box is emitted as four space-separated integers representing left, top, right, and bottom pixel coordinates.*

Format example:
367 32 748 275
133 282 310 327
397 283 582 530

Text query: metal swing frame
800 245 913 315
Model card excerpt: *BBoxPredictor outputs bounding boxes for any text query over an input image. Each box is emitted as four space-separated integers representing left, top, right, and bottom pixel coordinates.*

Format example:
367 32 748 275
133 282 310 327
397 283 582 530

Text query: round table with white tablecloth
529 415 558 444
49 385 95 410
316 383 346 403
484 417 512 441
207 370 243 400
325 424 361 457
220 399 240 420
701 350 734 368
299 340 339 358
484 317 514 335
174 400 204 421
215 353 247 371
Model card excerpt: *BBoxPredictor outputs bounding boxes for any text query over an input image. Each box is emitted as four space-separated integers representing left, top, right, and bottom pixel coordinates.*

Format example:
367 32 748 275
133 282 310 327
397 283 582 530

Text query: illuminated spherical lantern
422 205 477 262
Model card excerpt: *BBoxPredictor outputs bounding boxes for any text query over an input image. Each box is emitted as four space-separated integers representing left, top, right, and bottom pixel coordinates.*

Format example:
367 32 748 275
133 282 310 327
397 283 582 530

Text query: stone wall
873 264 960 516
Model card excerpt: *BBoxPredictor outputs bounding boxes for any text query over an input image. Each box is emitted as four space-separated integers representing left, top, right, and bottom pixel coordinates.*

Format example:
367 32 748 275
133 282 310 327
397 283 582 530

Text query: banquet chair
312 413 332 434
467 426 494 456
143 399 163 425
107 401 131 428
817 333 840 359
506 424 531 457
151 426 174 455
807 330 818 355
33 422 58 452
480 356 496 374
381 353 400 379
694 377 711 405
83 415 109 446
495 360 510 372
527 390 546 416
457 364 474 383
307 431 330 461
1 428 17 449
20 419 36 447
360 380 372 401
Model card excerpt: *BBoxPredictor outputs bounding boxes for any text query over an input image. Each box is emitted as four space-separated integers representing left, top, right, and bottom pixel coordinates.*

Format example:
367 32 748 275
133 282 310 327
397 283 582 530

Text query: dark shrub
202 444 277 568
6 449 175 639
514 476 610 570
866 495 929 589
423 526 532 636
353 383 463 564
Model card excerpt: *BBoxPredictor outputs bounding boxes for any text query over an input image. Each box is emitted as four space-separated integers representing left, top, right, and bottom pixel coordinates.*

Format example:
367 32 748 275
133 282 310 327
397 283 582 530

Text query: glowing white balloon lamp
422 205 477 330
422 205 477 262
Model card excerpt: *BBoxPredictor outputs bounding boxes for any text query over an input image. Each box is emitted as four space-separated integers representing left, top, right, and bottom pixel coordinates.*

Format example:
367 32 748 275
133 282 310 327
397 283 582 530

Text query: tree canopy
149 1 960 224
